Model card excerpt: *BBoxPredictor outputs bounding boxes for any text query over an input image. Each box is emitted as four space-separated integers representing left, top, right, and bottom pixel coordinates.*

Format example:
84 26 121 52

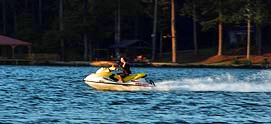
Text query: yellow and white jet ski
83 66 155 91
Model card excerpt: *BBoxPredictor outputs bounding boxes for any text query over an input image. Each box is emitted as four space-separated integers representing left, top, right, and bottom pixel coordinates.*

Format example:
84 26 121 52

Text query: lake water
0 66 271 123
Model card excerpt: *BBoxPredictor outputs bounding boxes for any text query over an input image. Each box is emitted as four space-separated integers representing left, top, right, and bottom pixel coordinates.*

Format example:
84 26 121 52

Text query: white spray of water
153 70 271 92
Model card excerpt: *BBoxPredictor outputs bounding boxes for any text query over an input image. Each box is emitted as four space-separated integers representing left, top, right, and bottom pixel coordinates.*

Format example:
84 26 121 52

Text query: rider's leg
118 75 124 83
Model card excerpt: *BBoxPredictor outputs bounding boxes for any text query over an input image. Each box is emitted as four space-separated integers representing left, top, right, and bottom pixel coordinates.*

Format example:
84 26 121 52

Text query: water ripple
0 66 271 123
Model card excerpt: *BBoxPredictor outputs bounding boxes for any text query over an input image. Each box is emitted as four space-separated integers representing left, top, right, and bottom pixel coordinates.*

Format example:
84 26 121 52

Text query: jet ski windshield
96 67 111 73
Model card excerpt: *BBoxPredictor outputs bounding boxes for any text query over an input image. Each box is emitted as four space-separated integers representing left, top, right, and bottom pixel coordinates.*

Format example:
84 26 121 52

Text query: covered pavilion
0 35 32 59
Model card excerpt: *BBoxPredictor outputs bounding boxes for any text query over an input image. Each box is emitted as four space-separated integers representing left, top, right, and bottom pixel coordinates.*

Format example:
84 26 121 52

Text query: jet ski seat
114 73 147 82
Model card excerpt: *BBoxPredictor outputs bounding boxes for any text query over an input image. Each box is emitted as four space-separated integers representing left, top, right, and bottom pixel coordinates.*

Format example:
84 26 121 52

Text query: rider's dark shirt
121 62 131 74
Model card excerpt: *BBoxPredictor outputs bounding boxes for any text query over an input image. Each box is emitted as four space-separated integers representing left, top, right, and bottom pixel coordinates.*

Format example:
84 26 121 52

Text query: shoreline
1 60 270 69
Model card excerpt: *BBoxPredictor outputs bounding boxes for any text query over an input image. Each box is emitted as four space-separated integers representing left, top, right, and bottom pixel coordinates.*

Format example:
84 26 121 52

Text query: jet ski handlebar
149 80 155 86
108 65 118 71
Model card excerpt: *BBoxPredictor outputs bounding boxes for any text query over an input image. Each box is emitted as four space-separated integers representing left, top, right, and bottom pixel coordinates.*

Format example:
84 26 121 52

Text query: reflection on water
0 66 271 123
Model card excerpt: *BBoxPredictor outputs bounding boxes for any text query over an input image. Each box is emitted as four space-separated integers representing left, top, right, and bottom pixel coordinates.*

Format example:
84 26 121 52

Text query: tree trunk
151 0 157 61
59 0 64 60
193 20 198 54
115 0 121 58
83 34 88 60
217 0 223 56
117 0 120 43
114 9 118 55
14 10 17 36
11 0 17 36
38 0 42 31
217 20 222 56
171 0 176 63
134 3 138 39
83 0 88 61
2 0 6 35
256 24 262 55
11 46 16 58
159 31 163 54
134 16 138 39
192 3 198 54
246 16 251 60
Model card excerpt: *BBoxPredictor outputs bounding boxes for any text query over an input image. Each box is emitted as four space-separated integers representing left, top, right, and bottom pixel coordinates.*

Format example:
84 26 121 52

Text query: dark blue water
1 66 271 123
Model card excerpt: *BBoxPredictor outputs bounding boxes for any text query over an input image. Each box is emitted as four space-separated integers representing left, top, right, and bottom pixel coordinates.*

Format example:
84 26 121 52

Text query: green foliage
142 0 170 31
180 0 237 31
232 59 241 65
63 0 96 38
180 0 202 21
231 59 253 65
158 0 171 31
230 0 270 25
8 0 271 61
261 58 269 65
180 0 270 31
243 59 252 65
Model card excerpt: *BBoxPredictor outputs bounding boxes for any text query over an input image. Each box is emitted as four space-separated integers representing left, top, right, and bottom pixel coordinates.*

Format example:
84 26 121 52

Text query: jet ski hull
84 81 153 91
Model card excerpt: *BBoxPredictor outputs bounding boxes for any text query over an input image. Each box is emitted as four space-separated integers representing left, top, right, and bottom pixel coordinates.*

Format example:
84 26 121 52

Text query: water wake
153 70 271 92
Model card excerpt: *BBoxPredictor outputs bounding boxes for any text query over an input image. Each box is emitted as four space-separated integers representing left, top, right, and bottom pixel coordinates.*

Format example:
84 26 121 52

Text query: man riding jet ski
117 57 132 83
84 57 155 91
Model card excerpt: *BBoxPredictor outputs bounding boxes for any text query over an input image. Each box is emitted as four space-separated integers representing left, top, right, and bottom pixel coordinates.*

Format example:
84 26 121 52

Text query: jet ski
83 66 155 91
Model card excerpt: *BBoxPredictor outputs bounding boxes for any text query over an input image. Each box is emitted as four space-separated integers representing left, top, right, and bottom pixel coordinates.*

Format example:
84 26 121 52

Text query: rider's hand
109 65 118 71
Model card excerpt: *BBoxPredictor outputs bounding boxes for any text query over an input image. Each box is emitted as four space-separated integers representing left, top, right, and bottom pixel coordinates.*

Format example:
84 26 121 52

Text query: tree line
1 0 149 60
180 0 271 61
1 0 271 62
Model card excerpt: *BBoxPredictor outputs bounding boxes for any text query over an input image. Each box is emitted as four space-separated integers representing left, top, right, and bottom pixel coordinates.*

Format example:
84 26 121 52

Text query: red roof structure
0 35 31 46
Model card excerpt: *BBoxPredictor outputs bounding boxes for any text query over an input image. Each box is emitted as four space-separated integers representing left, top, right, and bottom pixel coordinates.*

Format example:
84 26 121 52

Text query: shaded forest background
1 0 271 62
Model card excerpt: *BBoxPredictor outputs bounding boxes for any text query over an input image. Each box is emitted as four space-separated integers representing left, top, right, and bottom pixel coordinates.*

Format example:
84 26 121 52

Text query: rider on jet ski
117 57 131 83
